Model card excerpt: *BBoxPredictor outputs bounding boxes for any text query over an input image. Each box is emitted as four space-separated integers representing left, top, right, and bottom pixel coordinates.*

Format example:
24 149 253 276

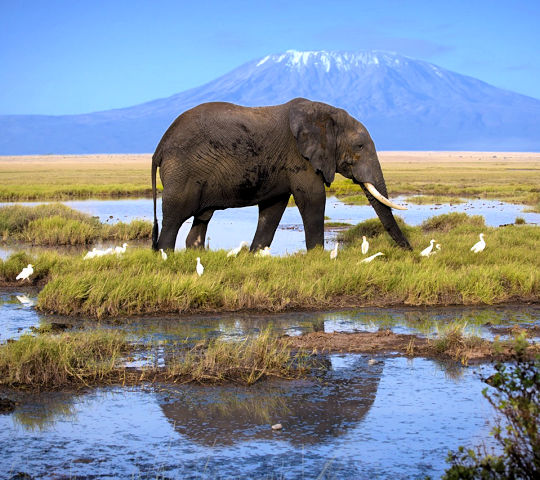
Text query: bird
255 247 271 257
471 233 486 253
360 252 384 263
16 264 34 282
196 257 204 276
361 236 369 255
227 241 249 257
84 248 99 260
16 294 35 307
420 239 436 257
115 243 128 254
430 244 442 256
160 248 168 261
330 242 339 260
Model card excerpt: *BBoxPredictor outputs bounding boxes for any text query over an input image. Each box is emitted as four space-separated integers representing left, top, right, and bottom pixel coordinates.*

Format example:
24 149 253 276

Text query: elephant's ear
289 100 337 186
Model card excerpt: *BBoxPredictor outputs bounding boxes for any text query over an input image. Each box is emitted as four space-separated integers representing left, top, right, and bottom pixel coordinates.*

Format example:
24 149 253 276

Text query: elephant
151 98 411 252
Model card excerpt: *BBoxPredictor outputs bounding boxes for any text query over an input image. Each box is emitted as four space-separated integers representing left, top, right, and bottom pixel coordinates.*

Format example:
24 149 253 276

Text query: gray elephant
151 98 411 251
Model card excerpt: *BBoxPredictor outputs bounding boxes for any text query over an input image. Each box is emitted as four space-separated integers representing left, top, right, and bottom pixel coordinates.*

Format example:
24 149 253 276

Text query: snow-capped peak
255 50 406 72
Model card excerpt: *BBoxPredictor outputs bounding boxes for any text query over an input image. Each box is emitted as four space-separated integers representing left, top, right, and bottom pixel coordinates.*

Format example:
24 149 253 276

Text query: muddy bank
285 329 540 364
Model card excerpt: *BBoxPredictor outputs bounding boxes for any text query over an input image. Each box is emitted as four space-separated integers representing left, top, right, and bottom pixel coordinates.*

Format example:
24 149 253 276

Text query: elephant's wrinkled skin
151 98 411 251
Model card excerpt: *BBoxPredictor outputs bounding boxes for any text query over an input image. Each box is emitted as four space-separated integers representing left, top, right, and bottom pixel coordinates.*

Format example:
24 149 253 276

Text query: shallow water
1 196 538 259
1 288 538 345
1 356 495 479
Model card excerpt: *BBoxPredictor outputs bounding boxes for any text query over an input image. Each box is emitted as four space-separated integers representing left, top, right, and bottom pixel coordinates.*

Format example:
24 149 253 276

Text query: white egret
227 241 249 257
160 248 168 261
196 257 204 276
330 242 339 260
360 252 384 263
115 243 128 254
420 239 436 257
84 248 98 260
470 233 486 253
361 236 369 255
255 247 271 257
429 244 442 256
16 264 34 282
16 295 35 307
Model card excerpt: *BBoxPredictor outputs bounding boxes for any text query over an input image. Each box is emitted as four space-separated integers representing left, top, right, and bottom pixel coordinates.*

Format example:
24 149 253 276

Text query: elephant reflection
159 354 383 446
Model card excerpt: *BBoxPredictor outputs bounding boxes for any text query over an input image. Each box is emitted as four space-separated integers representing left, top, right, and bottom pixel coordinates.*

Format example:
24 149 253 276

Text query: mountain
1 50 539 154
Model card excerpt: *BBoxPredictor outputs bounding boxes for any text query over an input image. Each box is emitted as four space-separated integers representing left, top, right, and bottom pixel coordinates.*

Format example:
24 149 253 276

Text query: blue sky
1 0 539 115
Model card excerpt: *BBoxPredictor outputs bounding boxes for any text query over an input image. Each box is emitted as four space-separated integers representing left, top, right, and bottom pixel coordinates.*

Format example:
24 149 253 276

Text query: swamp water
1 197 538 478
1 196 539 259
2 293 539 479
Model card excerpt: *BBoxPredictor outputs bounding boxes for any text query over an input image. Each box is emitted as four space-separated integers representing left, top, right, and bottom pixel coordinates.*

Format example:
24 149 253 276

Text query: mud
285 329 540 363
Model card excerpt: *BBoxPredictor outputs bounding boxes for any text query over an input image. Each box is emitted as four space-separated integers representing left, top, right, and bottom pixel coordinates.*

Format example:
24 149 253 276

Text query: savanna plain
0 152 539 479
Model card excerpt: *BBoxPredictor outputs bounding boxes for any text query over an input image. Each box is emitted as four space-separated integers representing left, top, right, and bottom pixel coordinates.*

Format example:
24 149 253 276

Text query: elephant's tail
151 158 159 251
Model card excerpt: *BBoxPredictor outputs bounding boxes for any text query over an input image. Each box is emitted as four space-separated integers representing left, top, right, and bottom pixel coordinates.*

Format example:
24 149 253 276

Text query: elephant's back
153 102 286 163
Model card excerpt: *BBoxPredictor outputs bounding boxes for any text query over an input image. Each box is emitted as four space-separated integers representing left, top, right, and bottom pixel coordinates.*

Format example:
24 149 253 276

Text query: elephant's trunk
353 159 412 250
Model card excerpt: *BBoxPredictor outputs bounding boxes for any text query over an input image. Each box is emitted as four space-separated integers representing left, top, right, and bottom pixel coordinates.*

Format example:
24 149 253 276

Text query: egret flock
15 234 487 282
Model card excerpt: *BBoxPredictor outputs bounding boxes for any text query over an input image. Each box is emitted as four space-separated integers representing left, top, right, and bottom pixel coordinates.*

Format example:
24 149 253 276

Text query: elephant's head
289 98 412 249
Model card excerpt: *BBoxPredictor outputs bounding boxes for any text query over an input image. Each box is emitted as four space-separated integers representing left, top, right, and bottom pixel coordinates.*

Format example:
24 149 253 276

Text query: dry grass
1 152 539 206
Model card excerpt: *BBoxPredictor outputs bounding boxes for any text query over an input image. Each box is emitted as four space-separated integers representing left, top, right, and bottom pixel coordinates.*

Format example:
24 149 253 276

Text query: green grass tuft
0 204 151 245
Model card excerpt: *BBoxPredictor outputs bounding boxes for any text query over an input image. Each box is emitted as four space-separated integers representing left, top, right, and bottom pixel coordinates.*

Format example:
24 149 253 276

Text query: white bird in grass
420 239 436 257
470 233 486 253
428 244 442 256
361 236 369 255
16 295 35 307
160 248 168 261
16 264 34 282
255 246 271 257
115 243 128 254
330 242 339 260
227 241 249 257
360 252 384 263
196 257 204 276
84 248 99 260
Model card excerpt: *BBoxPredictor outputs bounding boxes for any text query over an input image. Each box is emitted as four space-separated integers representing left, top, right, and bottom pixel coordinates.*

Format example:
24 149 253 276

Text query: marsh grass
0 327 318 388
0 204 151 245
432 321 486 364
32 214 540 317
0 330 130 388
165 328 318 384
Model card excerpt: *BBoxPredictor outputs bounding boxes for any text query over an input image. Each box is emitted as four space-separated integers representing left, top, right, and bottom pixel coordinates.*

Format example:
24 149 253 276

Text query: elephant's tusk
363 183 407 210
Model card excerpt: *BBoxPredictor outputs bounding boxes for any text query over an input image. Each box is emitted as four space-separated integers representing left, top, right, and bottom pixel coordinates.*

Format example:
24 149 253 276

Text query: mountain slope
1 50 539 154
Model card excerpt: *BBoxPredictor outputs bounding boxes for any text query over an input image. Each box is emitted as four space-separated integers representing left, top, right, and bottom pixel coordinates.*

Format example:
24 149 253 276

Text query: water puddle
1 356 496 479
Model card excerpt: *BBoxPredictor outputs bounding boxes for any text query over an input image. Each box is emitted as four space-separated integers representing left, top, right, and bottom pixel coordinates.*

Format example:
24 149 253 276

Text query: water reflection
0 357 495 479
160 354 382 446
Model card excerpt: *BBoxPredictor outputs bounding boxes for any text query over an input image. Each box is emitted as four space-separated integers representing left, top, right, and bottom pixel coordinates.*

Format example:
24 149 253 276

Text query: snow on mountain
1 50 539 154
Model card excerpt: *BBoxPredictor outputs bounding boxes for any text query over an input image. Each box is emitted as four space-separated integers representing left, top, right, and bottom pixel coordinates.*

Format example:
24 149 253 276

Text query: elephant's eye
357 144 364 150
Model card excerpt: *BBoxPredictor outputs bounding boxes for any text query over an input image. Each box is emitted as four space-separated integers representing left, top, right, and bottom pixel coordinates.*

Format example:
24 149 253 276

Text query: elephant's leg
186 209 214 249
157 186 200 250
250 194 290 251
292 182 326 250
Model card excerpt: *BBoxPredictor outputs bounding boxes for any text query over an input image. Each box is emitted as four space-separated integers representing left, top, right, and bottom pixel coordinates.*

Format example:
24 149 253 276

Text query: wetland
0 152 538 479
